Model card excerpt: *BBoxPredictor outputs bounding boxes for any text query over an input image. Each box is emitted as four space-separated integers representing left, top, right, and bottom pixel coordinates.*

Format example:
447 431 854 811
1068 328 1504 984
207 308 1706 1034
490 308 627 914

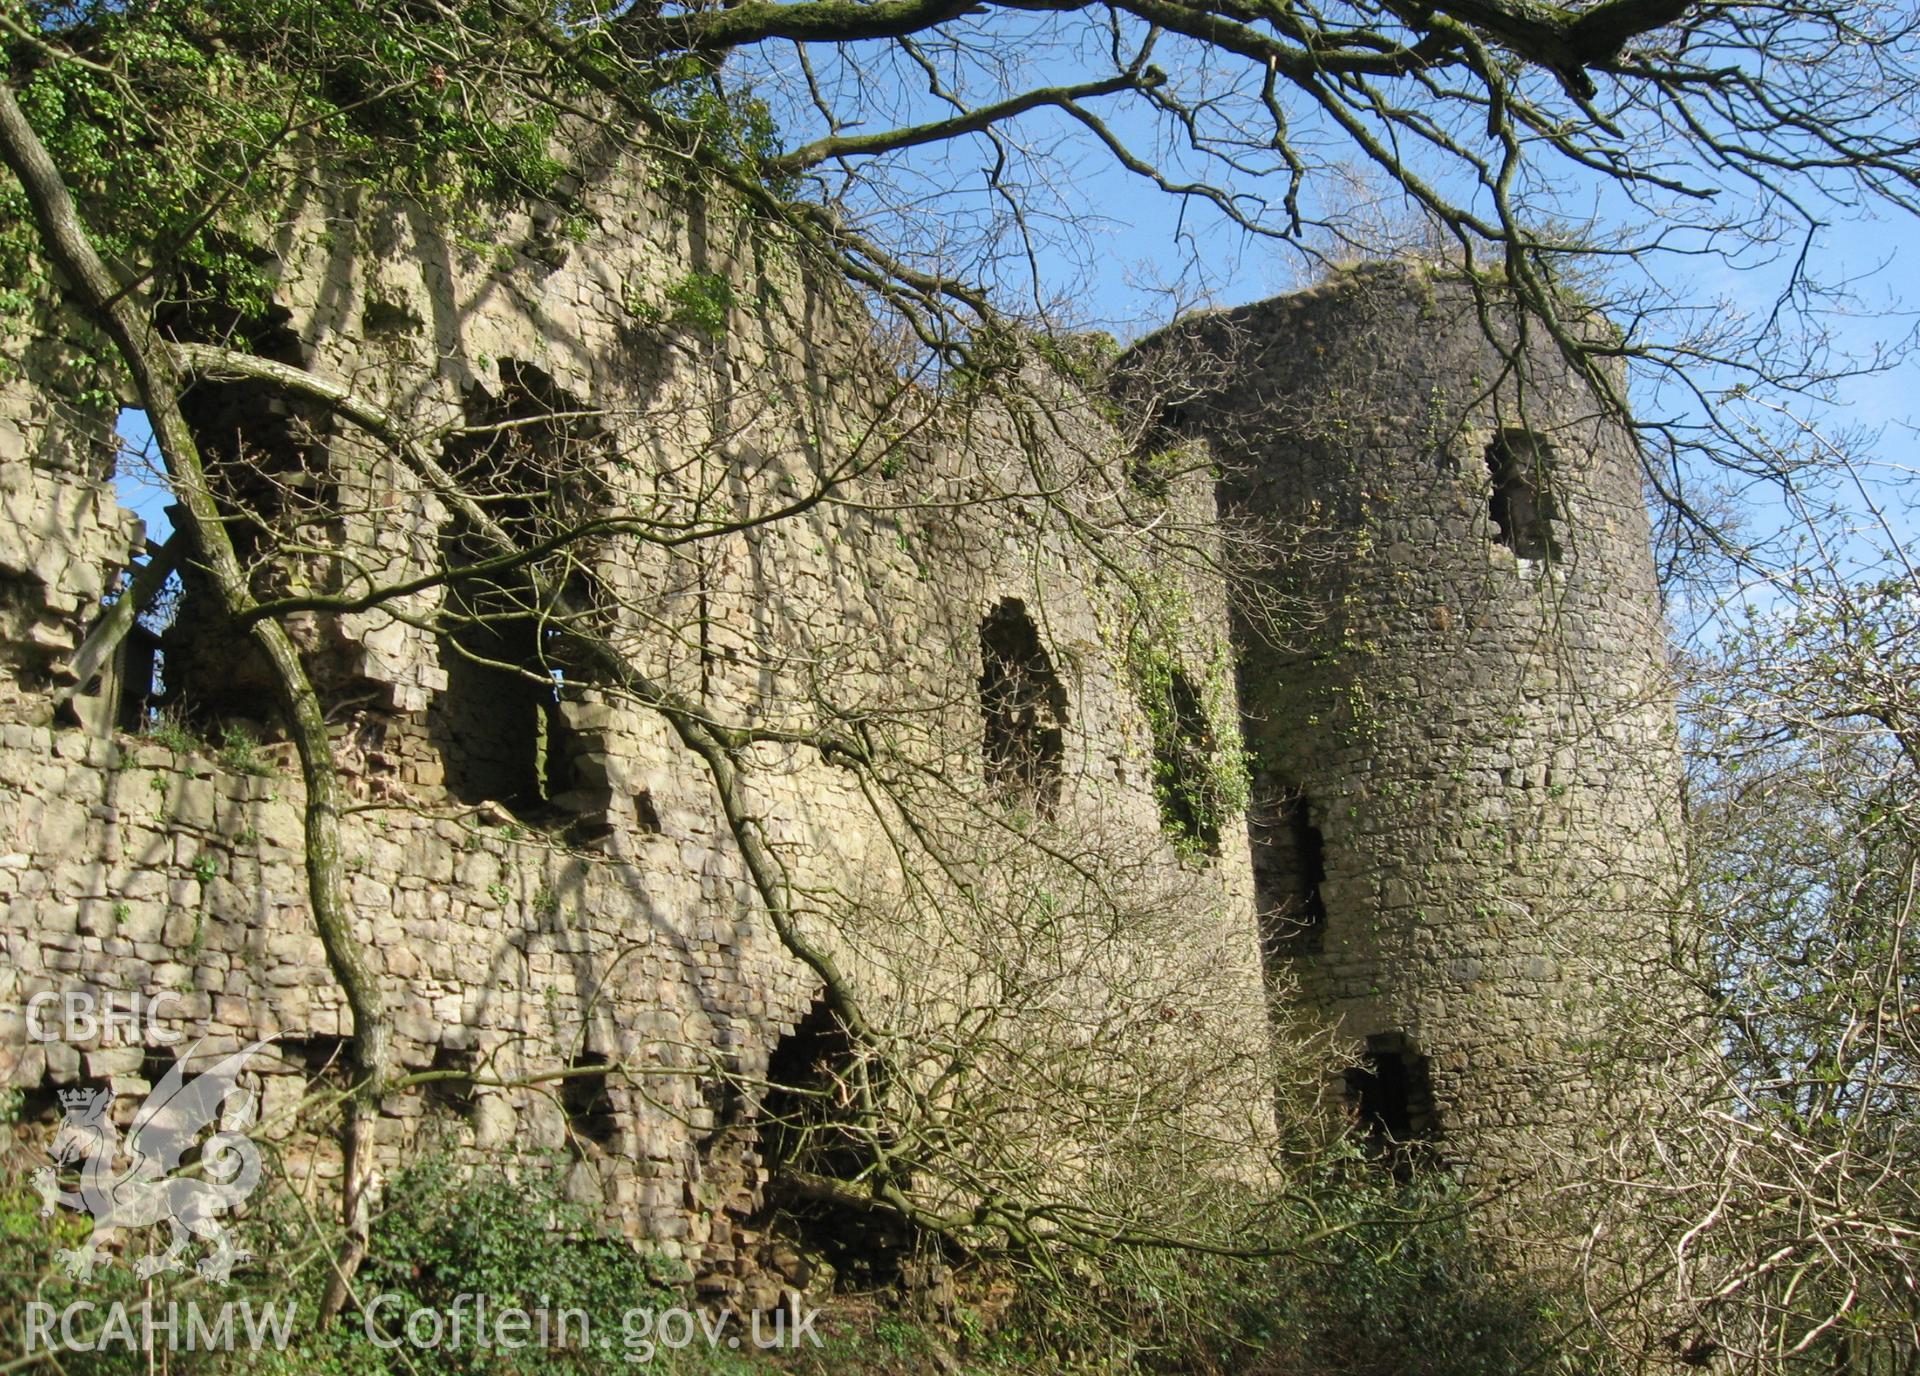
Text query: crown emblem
57 1087 110 1116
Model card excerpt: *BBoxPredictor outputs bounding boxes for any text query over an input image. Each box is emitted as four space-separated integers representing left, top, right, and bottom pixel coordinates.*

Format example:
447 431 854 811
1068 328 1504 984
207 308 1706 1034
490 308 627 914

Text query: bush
0 1142 687 1375
988 1179 1616 1376
263 1158 686 1375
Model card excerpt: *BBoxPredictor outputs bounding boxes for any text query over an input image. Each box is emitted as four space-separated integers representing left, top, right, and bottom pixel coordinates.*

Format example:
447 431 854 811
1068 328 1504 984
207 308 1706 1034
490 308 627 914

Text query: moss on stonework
1122 578 1251 858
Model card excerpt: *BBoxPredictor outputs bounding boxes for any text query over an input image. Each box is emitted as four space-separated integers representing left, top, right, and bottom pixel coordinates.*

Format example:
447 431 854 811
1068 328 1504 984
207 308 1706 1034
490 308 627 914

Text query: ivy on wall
1123 577 1251 859
0 1 788 352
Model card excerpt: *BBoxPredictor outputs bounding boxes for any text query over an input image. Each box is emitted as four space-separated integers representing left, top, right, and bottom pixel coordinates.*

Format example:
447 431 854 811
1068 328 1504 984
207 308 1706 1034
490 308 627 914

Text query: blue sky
115 198 1918 601
114 409 171 549
113 40 1920 610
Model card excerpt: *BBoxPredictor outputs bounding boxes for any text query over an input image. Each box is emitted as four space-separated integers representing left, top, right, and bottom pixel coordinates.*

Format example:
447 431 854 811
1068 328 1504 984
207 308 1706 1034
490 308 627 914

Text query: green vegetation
997 1183 1610 1376
664 270 735 339
646 64 789 193
942 325 1123 414
276 1160 688 1375
1 4 564 326
0 1109 1605 1376
217 723 275 777
1126 446 1185 500
146 711 202 755
1122 579 1250 857
1031 329 1120 391
0 0 791 361
0 1151 691 1375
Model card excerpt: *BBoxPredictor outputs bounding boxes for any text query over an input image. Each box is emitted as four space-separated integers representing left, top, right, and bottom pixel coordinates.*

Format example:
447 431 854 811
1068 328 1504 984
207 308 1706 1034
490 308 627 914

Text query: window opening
979 598 1067 813
1344 1031 1441 1177
1147 666 1223 854
423 1044 478 1118
1251 784 1327 955
433 361 612 815
561 1050 618 1150
1486 430 1561 561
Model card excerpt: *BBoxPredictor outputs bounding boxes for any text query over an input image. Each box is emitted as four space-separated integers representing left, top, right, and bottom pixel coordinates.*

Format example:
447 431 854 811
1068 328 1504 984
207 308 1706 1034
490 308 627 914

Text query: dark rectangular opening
1147 666 1225 855
431 359 613 822
980 598 1067 814
434 599 574 812
423 1044 478 1119
1487 430 1561 562
561 1050 618 1151
1252 784 1327 955
279 1033 354 1093
1344 1031 1441 1178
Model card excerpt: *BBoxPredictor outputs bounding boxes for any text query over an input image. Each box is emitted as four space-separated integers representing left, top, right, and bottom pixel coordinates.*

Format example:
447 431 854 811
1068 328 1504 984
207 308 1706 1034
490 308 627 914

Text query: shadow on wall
979 597 1067 816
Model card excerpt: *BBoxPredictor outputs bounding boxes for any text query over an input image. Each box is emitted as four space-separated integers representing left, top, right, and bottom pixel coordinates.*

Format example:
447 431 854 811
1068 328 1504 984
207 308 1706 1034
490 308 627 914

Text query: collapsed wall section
0 323 144 733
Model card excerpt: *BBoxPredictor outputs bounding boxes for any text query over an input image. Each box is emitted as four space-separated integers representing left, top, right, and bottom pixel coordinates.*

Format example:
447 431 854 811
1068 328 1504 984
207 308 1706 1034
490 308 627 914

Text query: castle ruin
0 145 1684 1298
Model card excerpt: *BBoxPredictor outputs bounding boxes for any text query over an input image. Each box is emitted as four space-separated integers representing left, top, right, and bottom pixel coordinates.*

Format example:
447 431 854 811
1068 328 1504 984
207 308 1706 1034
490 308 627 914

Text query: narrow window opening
979 598 1067 814
561 1050 618 1150
67 409 183 735
423 1044 478 1119
15 1072 63 1126
279 1034 353 1094
138 1044 177 1092
1251 782 1327 956
1344 1031 1441 1177
1486 430 1561 562
114 627 163 730
162 555 289 735
435 599 574 811
1145 666 1224 855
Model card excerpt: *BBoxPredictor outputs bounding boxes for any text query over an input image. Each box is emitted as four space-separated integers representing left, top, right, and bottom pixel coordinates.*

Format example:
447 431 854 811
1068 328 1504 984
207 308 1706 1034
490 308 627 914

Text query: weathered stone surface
0 153 1681 1288
1129 263 1686 1188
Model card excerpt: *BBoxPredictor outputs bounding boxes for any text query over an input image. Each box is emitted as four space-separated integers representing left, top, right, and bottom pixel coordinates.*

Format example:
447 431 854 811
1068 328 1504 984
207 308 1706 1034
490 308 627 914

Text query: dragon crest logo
31 1039 271 1285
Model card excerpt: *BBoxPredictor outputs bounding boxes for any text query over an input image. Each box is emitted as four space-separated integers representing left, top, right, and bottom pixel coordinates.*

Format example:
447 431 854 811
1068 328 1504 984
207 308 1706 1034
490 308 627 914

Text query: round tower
1131 263 1685 1190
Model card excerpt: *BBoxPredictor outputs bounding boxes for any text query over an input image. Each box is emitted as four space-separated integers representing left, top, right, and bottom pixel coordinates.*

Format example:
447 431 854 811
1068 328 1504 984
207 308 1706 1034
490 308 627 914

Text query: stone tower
1130 263 1685 1189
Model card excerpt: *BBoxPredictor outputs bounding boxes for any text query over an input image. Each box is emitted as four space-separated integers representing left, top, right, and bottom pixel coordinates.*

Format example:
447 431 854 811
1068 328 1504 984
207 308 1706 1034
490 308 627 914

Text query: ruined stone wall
1127 263 1686 1193
0 116 1695 1308
0 144 1271 1296
0 324 142 712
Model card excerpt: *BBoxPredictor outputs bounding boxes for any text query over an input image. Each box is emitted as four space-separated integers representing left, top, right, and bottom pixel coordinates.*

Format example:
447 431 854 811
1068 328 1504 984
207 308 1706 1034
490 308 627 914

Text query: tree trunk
55 533 179 719
0 81 392 1320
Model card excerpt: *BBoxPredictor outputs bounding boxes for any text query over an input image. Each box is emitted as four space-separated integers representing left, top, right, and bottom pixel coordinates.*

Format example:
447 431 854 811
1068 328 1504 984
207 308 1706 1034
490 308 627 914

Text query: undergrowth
1 1106 1608 1376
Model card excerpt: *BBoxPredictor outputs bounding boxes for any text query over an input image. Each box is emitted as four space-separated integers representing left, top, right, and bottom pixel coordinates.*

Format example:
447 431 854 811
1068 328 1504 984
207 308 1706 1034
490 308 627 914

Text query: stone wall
0 136 1687 1295
0 146 1273 1297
